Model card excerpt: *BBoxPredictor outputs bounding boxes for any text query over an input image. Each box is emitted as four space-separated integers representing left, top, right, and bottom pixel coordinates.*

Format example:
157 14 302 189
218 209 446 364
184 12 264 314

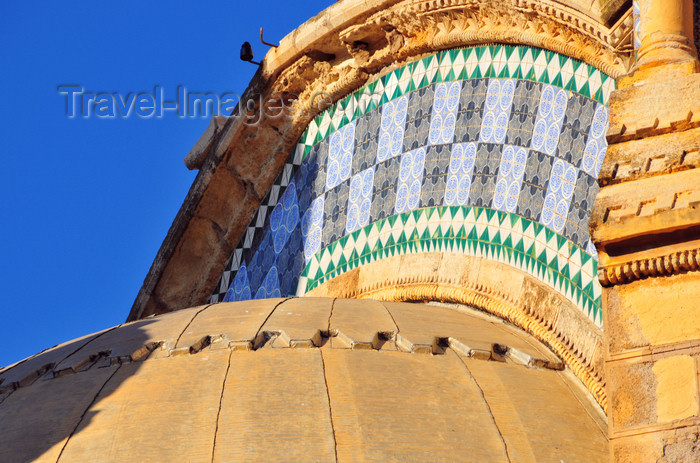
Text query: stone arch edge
307 252 608 411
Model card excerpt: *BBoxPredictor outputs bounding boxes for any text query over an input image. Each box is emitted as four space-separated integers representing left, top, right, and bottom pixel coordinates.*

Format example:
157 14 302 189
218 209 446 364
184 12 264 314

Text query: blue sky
0 0 332 367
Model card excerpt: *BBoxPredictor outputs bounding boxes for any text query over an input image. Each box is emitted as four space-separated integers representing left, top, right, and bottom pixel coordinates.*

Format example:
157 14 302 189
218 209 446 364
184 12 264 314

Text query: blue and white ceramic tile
211 45 613 327
492 145 528 213
302 196 324 262
581 105 608 178
541 158 578 233
326 122 356 191
445 143 477 206
429 82 461 145
254 266 281 299
480 79 515 144
377 95 408 162
530 84 568 156
346 167 375 234
395 148 426 214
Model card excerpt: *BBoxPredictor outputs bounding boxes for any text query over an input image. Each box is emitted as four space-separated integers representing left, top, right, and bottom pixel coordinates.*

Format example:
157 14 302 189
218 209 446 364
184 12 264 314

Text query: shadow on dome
0 298 609 462
0 304 202 463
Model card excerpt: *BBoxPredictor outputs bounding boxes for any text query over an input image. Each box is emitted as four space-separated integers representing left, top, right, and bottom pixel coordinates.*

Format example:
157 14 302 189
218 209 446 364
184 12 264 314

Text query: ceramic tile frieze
298 206 602 326
211 45 613 328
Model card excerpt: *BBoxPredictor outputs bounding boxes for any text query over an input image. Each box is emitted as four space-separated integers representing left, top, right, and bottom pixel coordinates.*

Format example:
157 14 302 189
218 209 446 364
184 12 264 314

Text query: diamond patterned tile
211 45 611 327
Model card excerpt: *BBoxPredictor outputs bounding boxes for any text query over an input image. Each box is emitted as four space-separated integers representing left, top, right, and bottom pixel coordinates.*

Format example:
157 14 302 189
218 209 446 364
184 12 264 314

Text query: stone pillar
626 0 698 84
591 1 700 461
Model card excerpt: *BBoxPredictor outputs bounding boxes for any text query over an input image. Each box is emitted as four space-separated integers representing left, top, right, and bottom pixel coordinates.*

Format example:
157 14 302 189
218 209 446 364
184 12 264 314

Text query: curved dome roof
0 298 607 462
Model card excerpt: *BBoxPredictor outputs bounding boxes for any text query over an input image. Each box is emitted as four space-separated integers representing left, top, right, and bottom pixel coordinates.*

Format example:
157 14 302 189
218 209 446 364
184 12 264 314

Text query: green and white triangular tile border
297 44 615 156
296 206 603 328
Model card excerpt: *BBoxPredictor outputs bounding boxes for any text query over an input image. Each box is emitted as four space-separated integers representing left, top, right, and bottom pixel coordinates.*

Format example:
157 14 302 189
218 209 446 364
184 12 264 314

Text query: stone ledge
308 254 607 410
607 72 700 144
598 127 700 186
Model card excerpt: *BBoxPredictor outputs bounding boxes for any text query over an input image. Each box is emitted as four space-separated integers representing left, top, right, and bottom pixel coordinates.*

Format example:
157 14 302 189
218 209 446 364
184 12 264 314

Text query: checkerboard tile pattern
295 45 613 156
210 45 613 328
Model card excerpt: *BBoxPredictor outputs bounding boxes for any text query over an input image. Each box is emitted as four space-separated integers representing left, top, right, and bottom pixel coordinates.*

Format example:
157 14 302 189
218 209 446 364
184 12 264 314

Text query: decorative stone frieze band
599 247 700 286
337 0 632 80
313 279 607 410
307 252 606 411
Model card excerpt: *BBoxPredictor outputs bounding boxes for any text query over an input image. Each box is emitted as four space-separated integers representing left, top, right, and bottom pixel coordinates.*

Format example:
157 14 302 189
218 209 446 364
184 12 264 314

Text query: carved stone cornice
606 75 700 147
598 129 700 187
599 247 700 286
380 0 633 77
591 159 700 288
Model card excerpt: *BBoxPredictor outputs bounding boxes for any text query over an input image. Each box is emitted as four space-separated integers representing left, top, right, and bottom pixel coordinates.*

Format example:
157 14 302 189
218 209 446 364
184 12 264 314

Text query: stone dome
0 298 607 462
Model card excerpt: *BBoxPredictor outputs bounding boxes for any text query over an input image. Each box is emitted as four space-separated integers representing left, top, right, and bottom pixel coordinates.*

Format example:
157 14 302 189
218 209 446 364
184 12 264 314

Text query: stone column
626 0 698 84
591 1 700 461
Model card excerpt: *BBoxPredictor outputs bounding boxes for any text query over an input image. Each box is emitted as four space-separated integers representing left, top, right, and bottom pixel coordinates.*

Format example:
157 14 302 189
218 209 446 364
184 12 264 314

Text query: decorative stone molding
307 253 608 410
379 0 633 75
607 107 700 145
591 162 700 278
0 325 565 404
268 0 632 131
599 247 700 286
599 131 700 186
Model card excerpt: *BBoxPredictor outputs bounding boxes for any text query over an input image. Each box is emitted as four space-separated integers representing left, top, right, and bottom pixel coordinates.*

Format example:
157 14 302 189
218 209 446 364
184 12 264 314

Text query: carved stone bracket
599 247 700 286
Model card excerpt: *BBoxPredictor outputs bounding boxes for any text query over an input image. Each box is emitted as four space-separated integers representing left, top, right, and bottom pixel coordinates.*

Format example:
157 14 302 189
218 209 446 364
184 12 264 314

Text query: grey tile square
556 124 587 167
277 227 305 295
520 150 553 222
564 205 590 248
454 78 487 143
403 85 434 152
306 138 329 195
371 156 399 222
517 181 547 221
517 80 543 115
469 143 502 207
564 173 598 247
314 137 330 173
506 80 541 148
523 149 554 187
294 149 323 213
570 171 598 215
246 231 275 290
506 111 536 149
563 94 596 136
353 109 381 174
420 144 450 207
322 178 351 246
